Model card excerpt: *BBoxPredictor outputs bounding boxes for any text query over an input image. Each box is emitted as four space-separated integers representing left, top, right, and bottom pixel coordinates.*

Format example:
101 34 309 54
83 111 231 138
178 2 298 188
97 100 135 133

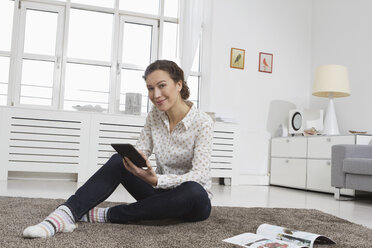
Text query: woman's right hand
123 150 158 186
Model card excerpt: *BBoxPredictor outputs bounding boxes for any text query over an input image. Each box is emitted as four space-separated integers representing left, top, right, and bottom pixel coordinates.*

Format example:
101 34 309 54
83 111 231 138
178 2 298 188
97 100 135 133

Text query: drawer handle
285 159 289 163
326 138 331 142
326 161 331 166
286 139 290 143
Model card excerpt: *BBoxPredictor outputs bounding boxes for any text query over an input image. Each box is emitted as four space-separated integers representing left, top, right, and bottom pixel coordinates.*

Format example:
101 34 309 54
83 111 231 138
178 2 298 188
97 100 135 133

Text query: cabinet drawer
356 135 372 145
270 158 306 188
271 137 307 158
307 136 354 159
306 159 333 193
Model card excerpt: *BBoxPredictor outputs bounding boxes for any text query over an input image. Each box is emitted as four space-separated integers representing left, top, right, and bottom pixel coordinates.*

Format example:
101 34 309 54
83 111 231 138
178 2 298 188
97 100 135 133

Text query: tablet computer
111 143 147 168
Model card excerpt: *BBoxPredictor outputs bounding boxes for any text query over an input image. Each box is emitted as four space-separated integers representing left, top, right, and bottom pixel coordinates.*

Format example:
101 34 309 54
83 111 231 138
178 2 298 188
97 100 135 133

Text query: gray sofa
331 144 372 200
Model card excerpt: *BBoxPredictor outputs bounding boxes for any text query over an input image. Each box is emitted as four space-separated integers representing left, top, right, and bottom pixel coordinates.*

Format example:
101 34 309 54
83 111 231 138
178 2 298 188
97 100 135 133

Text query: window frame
60 3 115 111
13 1 65 109
115 15 158 113
0 54 11 106
0 42 12 101
0 51 11 57
5 0 202 113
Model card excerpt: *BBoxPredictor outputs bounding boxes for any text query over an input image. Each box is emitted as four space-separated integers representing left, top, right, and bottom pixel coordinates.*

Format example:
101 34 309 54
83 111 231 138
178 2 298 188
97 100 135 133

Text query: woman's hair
143 60 190 100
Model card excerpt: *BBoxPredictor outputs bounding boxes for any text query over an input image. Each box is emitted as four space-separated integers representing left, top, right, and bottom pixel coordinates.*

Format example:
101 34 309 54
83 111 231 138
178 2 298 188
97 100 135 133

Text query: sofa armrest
331 144 372 188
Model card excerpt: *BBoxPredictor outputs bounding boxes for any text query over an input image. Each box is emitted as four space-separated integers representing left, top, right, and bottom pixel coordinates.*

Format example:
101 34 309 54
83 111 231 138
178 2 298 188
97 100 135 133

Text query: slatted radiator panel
0 107 5 180
88 114 157 178
1 108 91 181
211 122 239 185
0 107 239 184
89 118 238 183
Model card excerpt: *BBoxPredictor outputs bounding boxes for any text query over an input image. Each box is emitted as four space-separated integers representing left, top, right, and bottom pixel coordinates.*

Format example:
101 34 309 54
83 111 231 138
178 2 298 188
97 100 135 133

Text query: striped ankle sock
23 205 77 238
79 207 109 223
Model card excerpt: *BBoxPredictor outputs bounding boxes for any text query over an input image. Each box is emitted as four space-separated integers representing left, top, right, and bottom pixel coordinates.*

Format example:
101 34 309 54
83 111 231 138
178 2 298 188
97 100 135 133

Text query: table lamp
312 65 350 135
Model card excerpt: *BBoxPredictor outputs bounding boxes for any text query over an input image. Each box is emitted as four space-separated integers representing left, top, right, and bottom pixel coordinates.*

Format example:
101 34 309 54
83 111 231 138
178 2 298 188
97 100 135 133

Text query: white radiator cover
0 106 239 185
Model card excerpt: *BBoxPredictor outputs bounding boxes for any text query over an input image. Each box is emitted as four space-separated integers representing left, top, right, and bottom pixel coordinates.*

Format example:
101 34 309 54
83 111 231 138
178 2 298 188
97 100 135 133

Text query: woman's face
146 69 182 112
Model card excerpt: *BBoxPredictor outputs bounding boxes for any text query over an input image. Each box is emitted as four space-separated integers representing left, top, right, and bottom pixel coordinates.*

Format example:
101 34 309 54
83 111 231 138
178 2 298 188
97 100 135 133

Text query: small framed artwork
258 52 273 73
230 48 245 69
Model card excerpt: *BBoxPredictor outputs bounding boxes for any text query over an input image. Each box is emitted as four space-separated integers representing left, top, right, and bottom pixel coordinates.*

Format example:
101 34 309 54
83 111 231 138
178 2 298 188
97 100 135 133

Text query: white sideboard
0 106 239 185
270 134 372 194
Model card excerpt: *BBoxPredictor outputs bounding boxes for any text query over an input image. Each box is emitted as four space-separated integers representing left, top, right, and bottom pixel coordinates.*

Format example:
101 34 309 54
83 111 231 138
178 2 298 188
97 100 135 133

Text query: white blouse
136 102 214 199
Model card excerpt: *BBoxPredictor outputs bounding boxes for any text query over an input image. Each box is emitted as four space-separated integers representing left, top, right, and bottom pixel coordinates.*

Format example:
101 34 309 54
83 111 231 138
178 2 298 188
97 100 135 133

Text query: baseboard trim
7 171 77 182
238 174 269 185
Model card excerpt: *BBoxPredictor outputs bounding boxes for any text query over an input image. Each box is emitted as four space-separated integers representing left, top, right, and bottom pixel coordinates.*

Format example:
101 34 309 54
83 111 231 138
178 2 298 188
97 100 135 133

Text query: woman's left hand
123 151 158 186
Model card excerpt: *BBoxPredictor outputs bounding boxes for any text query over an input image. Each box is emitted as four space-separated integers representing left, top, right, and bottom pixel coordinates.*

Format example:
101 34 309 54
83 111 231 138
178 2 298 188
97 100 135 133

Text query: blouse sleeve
135 114 153 159
156 119 213 188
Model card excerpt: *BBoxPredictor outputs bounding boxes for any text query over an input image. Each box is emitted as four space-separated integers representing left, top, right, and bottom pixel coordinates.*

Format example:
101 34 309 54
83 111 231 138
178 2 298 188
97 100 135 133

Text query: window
64 63 110 110
67 9 113 62
161 1 201 107
189 42 201 107
0 57 10 105
0 0 14 105
15 2 64 107
63 8 113 111
164 0 179 18
20 59 55 105
5 0 201 112
118 17 157 113
162 22 178 63
0 1 14 52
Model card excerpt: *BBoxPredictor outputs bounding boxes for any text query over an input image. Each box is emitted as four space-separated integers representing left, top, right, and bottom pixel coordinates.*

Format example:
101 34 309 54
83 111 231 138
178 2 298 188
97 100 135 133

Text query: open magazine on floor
223 224 335 248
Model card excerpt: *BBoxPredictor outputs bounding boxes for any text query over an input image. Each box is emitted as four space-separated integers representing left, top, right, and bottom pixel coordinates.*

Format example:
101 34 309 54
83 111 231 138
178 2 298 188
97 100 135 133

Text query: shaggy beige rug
1 196 371 247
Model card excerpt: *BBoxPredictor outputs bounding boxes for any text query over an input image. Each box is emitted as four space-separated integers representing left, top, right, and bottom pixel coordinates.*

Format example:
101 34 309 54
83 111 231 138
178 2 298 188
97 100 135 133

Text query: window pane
20 96 52 106
71 0 115 8
0 57 10 105
122 22 152 66
120 0 159 15
162 22 178 62
164 0 179 18
0 94 7 106
191 41 200 72
20 59 54 106
21 59 54 87
0 57 10 84
68 9 113 62
64 63 110 111
24 10 58 56
120 69 148 113
187 76 199 102
20 86 53 105
0 1 14 52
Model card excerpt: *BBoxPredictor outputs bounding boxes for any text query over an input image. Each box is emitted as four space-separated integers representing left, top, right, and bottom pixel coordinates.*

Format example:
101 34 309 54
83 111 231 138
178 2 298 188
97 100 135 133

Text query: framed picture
230 48 245 69
258 52 273 73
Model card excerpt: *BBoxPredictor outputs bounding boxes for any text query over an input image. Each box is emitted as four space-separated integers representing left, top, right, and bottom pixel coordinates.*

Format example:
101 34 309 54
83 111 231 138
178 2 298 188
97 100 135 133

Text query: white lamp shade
312 64 350 97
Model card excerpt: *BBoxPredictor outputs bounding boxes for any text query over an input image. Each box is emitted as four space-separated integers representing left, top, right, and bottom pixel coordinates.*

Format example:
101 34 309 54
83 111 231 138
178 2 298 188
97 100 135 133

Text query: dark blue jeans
64 153 211 224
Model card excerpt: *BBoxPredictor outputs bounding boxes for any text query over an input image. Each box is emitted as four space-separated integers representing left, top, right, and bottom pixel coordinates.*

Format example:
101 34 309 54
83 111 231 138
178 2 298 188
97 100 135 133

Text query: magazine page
223 233 305 248
256 224 335 248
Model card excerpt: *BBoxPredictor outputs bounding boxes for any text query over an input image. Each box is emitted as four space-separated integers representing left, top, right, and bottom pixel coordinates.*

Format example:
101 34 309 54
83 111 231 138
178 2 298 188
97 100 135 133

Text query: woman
23 60 214 238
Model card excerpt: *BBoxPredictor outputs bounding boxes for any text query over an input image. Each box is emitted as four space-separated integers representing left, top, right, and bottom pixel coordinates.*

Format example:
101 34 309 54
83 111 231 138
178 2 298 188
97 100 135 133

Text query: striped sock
79 207 109 223
23 205 77 238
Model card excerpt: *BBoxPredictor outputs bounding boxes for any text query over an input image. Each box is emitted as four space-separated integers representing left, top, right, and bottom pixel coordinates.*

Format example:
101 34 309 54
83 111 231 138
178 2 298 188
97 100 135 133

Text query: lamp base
322 98 340 135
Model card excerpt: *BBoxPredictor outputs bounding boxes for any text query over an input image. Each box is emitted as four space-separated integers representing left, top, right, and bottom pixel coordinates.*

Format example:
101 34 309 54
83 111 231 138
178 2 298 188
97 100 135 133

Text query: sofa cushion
343 158 372 175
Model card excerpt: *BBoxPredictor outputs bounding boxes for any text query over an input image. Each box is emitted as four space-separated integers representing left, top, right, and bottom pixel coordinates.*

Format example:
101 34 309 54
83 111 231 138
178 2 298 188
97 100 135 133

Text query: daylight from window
0 0 201 113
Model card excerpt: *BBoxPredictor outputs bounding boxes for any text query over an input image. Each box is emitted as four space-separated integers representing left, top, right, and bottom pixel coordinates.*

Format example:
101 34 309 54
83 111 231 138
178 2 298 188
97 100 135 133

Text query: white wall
311 0 372 134
201 0 313 184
